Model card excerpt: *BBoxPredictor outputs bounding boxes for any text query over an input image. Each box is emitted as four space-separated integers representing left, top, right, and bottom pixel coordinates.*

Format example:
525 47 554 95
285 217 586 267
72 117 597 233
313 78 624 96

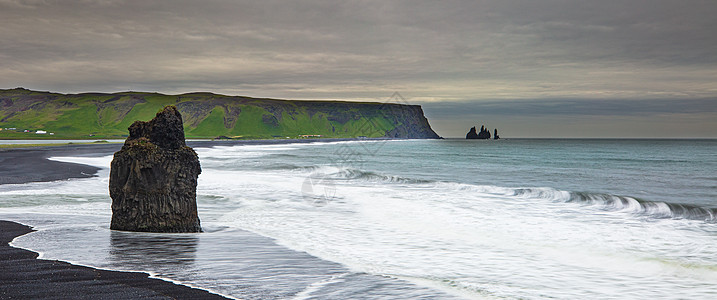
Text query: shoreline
0 144 117 185
0 220 229 299
0 138 381 185
0 137 460 299
0 142 247 298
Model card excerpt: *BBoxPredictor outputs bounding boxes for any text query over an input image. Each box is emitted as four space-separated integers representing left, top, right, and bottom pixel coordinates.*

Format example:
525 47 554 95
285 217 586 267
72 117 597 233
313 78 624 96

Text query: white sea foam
211 166 717 298
47 155 113 168
4 140 717 299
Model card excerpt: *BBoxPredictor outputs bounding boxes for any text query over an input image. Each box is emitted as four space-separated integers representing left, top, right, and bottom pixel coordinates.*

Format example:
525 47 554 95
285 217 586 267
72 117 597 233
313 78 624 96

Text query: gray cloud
2 0 716 97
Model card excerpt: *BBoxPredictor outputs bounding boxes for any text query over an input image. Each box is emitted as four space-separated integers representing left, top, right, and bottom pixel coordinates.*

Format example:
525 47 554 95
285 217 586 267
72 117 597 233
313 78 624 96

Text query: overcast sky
1 0 716 137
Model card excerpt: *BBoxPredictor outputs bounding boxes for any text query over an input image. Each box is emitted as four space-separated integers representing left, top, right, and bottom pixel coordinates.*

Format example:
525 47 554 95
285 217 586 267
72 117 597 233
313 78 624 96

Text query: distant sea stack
466 125 500 140
466 125 491 139
109 106 202 233
466 127 480 139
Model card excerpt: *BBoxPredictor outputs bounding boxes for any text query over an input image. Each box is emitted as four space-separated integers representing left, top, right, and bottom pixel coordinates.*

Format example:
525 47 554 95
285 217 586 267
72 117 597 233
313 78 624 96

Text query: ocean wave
416 181 717 222
292 164 717 222
494 186 716 222
301 166 433 184
333 168 433 184
566 191 717 222
261 163 308 171
603 157 694 164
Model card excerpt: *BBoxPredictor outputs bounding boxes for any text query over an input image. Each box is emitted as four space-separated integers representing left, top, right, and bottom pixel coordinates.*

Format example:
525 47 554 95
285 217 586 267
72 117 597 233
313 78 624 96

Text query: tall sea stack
466 125 492 139
466 126 480 139
109 106 202 233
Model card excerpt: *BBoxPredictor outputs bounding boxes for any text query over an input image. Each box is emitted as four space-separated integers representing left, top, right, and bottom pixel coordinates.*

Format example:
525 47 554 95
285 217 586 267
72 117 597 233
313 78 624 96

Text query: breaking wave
565 191 717 222
499 187 717 222
304 165 717 223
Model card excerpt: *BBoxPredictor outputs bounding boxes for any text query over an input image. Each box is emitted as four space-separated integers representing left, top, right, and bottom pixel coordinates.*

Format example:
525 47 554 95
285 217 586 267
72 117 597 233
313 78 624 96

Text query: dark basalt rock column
478 127 491 139
109 106 202 233
466 126 479 139
466 125 493 139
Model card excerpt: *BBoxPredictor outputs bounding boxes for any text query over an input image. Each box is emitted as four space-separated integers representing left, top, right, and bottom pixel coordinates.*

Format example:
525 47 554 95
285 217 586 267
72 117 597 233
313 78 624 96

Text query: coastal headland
0 88 440 140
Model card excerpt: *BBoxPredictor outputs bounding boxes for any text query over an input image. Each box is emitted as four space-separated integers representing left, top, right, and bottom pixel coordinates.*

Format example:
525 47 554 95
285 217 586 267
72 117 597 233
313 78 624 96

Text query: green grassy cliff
0 88 440 140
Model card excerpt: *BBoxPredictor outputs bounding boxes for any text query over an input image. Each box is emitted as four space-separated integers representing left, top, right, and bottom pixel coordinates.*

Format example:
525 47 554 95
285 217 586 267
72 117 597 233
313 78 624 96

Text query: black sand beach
0 220 228 299
0 142 234 298
0 144 117 185
0 141 254 299
0 138 390 299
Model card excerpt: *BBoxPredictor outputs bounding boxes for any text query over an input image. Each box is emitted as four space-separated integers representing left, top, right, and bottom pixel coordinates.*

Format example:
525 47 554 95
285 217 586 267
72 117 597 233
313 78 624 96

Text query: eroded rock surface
109 106 202 233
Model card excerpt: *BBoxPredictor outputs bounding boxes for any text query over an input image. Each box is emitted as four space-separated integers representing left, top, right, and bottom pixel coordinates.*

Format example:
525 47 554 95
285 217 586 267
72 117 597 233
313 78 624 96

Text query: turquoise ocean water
1 139 716 299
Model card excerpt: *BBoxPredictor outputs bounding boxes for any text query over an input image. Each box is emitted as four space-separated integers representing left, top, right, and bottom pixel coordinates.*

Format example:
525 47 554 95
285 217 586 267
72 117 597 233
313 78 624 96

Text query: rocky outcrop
382 104 441 139
466 126 479 139
466 125 493 139
109 106 202 233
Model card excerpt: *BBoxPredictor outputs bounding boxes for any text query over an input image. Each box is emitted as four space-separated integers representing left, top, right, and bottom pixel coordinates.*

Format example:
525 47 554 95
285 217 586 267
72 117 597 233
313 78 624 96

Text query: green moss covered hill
0 88 440 140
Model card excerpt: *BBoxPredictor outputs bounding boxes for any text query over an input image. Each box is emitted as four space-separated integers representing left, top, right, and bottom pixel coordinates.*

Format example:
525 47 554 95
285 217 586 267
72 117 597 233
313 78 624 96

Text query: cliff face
109 106 202 233
383 104 441 139
0 88 441 139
